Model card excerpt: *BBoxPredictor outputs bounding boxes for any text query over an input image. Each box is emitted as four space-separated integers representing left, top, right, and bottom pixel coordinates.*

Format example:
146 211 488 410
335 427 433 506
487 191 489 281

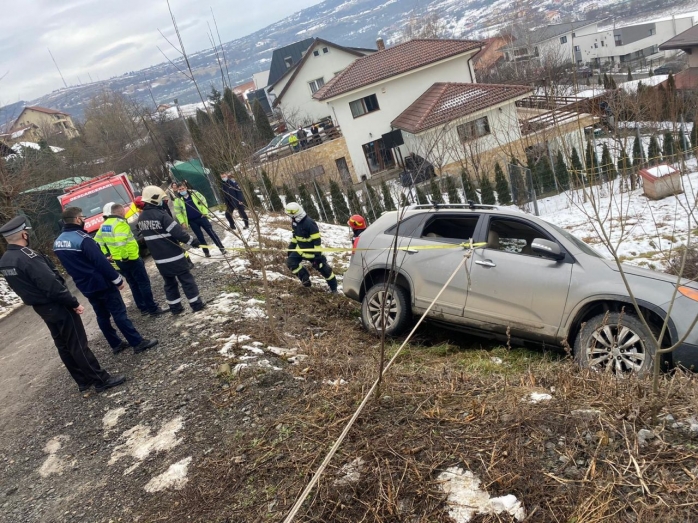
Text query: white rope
282 249 473 523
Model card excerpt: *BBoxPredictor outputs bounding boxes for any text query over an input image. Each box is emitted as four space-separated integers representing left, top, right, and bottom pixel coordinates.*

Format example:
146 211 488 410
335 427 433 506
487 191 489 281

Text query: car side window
384 214 429 238
487 217 553 256
421 215 480 242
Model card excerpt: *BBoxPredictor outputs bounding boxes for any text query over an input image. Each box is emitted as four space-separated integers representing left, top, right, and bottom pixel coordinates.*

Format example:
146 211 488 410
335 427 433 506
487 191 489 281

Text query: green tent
170 159 220 206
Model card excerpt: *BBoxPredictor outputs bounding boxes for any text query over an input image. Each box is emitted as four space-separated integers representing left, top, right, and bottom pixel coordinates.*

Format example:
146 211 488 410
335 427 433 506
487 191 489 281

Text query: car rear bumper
342 274 361 301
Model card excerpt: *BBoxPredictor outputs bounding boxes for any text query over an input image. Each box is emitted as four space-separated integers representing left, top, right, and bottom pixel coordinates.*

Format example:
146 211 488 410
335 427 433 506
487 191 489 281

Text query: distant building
8 106 79 141
659 24 698 90
267 38 375 126
473 35 513 72
501 17 693 68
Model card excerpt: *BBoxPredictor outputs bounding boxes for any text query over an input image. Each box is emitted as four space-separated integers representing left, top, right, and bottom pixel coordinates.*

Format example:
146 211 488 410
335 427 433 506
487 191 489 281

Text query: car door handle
475 259 496 267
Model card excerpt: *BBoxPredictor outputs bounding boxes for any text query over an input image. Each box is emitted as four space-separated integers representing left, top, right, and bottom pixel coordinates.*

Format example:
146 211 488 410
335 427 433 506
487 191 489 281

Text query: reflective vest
173 190 209 226
288 216 322 260
95 216 139 261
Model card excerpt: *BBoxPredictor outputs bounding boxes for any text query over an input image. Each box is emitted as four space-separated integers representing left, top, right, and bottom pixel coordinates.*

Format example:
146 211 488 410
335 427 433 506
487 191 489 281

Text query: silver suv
342 204 698 374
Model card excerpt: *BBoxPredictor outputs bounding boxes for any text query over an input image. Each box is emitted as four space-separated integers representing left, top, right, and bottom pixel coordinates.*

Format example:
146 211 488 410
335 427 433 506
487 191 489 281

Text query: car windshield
547 222 604 258
67 185 131 217
268 135 284 147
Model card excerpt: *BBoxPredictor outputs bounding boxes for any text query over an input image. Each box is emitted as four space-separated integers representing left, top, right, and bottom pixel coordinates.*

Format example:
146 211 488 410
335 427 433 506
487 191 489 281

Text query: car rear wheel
575 312 655 375
361 283 411 336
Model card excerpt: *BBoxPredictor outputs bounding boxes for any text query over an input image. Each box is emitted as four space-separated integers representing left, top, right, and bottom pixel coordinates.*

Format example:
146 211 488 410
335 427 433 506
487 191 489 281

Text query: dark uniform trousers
225 205 249 230
34 303 110 387
189 217 224 255
163 271 203 312
286 253 337 291
116 258 159 313
86 287 143 349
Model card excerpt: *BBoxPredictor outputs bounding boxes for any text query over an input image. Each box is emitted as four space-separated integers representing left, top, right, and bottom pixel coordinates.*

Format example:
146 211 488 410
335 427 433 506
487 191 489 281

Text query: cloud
0 0 322 104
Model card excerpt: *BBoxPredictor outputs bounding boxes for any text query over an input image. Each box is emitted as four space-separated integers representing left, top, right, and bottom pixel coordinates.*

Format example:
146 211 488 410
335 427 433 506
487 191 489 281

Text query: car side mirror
531 238 565 261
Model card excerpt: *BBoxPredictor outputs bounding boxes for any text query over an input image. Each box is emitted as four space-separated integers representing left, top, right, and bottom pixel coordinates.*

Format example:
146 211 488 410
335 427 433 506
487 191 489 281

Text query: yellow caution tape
191 241 488 254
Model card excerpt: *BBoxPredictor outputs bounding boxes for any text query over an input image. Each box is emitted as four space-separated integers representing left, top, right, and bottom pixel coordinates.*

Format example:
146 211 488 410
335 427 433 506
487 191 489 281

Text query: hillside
2 0 695 124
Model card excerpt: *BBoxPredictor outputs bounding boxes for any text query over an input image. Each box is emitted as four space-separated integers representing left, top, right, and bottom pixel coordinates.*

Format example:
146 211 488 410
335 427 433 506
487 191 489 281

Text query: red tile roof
24 106 69 116
313 39 483 101
659 68 698 90
391 82 532 134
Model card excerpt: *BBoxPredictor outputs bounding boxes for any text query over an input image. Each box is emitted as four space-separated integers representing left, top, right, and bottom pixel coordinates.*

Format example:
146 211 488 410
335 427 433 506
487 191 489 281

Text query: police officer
220 172 249 230
54 207 158 355
173 182 226 258
96 202 165 317
138 186 206 314
0 217 125 393
285 202 337 293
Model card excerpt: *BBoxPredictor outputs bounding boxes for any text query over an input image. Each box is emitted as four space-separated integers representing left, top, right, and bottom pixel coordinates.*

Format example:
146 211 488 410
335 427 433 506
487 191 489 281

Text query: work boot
78 381 94 393
220 248 226 255
134 339 159 354
204 252 211 258
192 301 207 312
302 279 312 288
112 340 130 355
95 375 126 393
243 223 249 230
170 307 185 315
148 307 168 316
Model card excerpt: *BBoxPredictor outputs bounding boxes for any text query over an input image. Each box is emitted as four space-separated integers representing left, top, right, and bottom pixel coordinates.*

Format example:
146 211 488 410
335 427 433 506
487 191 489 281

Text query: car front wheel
361 283 411 336
575 312 656 375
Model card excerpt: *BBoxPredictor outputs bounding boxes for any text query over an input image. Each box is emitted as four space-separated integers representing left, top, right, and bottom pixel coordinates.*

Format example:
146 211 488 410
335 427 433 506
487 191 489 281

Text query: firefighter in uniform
54 207 159 355
0 216 125 393
285 202 337 292
347 214 367 250
96 202 165 316
138 186 206 314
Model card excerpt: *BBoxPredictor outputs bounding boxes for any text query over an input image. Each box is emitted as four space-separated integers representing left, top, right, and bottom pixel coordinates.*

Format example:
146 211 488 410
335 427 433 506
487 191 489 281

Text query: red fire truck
58 172 140 234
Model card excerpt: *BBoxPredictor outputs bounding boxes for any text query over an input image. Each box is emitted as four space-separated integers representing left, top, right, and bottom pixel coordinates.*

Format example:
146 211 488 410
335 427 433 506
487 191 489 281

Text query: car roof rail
408 200 498 211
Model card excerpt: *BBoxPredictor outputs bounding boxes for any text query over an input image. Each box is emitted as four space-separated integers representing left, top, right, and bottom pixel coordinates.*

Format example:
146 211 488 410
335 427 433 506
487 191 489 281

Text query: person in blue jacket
220 172 249 230
53 207 158 355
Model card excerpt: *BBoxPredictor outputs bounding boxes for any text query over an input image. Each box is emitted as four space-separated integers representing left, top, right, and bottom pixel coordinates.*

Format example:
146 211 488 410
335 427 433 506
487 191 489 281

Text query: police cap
0 216 30 238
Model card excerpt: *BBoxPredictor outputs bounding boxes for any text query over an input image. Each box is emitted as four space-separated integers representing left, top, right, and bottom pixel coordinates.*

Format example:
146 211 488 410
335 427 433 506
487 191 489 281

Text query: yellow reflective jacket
95 216 139 261
173 190 209 227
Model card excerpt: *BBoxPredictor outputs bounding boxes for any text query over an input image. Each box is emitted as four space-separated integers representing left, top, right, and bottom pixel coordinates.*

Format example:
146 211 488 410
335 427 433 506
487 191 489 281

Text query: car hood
604 259 691 286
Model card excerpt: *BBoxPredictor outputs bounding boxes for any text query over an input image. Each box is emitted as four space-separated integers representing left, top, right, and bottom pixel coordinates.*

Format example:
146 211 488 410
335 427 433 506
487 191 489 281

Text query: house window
560 36 567 44
457 116 490 142
284 56 293 68
651 45 659 54
649 28 655 36
572 32 576 37
534 47 540 57
323 47 329 53
614 34 622 45
514 48 528 57
600 40 605 47
349 94 380 118
594 43 598 48
308 77 325 94
313 50 320 56
574 45 580 52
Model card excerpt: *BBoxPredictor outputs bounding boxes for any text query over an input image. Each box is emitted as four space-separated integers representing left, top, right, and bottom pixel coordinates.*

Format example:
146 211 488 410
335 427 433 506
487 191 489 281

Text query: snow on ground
535 169 698 270
438 466 526 522
144 456 192 493
0 278 22 319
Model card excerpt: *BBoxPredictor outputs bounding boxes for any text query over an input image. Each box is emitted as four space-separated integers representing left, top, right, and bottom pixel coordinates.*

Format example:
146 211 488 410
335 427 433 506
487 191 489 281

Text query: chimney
376 37 385 51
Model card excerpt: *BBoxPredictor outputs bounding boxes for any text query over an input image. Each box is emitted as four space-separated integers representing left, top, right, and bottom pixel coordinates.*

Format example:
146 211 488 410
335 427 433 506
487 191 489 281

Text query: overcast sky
0 0 322 104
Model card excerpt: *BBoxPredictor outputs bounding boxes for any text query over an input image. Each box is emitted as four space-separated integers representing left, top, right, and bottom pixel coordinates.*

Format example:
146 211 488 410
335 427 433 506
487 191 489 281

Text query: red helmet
347 214 366 231
134 196 145 210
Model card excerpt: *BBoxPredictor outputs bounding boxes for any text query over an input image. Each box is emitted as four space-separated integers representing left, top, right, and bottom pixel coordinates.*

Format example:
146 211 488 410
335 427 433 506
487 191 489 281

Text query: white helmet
102 202 116 215
142 185 166 205
285 202 306 221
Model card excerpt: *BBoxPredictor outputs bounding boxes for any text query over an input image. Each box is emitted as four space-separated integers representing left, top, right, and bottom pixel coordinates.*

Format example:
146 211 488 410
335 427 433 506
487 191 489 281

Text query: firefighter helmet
142 185 166 205
102 202 116 216
284 202 306 221
133 196 145 210
347 214 367 231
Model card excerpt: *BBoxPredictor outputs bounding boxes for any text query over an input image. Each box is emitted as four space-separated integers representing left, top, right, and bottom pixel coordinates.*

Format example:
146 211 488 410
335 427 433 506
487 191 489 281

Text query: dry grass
138 266 698 523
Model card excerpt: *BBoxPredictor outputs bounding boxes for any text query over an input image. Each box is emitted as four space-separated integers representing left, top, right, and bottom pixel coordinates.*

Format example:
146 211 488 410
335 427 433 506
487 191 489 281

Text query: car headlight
678 286 698 301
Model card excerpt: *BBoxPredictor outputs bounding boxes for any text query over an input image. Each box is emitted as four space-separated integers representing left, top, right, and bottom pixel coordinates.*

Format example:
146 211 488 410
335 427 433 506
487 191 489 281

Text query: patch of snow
334 457 365 486
438 466 525 522
103 407 126 431
144 457 192 492
323 379 348 387
644 165 678 177
39 435 73 477
526 392 553 403
109 417 184 473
